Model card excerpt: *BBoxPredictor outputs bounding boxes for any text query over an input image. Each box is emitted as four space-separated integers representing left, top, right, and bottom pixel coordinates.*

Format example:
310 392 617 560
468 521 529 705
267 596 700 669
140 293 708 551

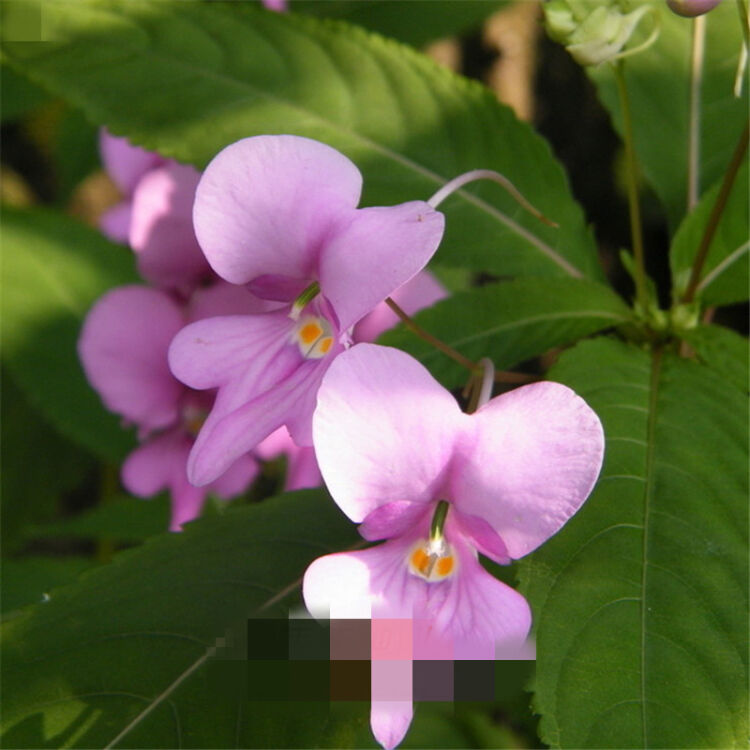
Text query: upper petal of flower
313 344 464 523
187 281 283 321
193 135 363 285
78 286 184 432
452 380 605 559
353 271 447 343
99 129 163 196
129 162 210 290
98 201 132 244
319 203 444 332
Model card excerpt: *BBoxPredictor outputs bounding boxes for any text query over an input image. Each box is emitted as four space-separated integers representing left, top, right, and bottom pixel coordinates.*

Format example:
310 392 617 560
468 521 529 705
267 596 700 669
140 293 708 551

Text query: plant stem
614 61 648 310
384 297 535 384
681 123 749 304
687 16 706 212
385 297 477 372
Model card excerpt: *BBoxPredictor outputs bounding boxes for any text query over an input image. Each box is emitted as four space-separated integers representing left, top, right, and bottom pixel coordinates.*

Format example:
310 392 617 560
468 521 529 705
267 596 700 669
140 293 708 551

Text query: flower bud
666 0 722 18
544 0 660 66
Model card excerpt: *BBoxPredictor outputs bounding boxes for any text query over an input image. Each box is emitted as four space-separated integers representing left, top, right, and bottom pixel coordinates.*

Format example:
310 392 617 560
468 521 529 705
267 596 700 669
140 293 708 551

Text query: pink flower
168 135 445 486
98 129 211 291
303 344 604 749
78 283 274 530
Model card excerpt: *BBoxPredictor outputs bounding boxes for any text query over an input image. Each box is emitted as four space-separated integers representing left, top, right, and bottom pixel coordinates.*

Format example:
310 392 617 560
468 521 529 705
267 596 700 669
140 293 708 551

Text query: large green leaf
588 1 747 229
1 489 359 748
670 162 749 306
520 338 747 747
290 1 507 48
1 207 138 462
1 369 93 554
1 0 601 281
379 278 632 388
681 323 749 394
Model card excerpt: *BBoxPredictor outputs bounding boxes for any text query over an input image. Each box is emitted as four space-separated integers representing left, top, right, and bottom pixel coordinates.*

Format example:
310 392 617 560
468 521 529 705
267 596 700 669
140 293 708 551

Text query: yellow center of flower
408 538 456 582
294 315 334 359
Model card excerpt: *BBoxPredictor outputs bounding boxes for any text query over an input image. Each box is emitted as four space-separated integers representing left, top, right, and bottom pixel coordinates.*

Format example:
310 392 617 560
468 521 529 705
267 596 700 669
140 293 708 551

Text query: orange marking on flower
300 322 323 345
436 556 454 577
318 337 333 354
411 548 429 575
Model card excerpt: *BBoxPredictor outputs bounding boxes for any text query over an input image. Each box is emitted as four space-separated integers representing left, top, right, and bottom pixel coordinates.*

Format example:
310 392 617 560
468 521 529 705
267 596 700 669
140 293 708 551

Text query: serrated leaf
378 278 632 388
520 338 747 748
1 489 359 749
290 0 507 48
1 0 601 281
1 207 138 462
670 162 749 306
681 324 749 393
587 1 747 229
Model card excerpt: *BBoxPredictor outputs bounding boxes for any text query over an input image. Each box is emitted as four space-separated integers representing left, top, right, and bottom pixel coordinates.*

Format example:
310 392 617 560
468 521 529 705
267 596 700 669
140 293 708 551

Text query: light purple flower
168 135 445 486
303 344 604 749
78 283 272 530
98 129 210 291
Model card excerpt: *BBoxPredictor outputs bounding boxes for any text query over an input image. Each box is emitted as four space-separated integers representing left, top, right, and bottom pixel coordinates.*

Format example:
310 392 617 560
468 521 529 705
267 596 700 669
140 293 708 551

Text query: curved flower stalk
303 344 605 749
98 130 211 292
78 282 297 530
168 135 445 486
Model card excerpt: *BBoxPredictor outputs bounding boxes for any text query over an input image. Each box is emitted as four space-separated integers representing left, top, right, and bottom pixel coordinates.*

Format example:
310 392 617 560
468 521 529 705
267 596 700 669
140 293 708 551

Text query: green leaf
29 495 170 543
520 338 748 747
1 369 93 554
681 324 749 393
1 0 601 281
587 1 748 229
1 206 138 462
1 489 359 749
670 162 749 306
2 557 95 617
378 278 632 388
289 1 506 48
0 62 50 121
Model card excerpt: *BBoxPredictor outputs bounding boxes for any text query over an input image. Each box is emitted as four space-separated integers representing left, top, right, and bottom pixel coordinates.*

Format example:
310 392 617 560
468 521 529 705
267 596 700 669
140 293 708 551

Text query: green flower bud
544 0 660 66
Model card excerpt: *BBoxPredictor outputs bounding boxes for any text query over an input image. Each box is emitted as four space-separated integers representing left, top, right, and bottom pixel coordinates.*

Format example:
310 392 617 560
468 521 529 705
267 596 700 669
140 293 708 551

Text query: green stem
687 16 706 212
681 123 749 305
385 297 535 384
614 61 648 310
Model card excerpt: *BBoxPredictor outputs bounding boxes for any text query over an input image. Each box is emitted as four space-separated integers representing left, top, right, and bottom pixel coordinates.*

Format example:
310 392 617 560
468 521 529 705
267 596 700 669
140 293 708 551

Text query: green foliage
670 162 749 306
290 1 507 48
1 371 93 553
1 490 358 748
681 324 749 393
587 0 747 229
0 62 49 121
1 207 138 462
0 0 600 281
379 277 632 387
520 338 748 748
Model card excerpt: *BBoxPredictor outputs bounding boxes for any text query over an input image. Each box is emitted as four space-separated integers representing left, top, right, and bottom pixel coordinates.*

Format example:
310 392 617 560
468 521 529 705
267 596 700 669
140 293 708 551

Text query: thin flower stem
384 297 477 372
385 296 536 385
687 16 706 212
614 61 648 310
681 122 749 304
427 169 559 227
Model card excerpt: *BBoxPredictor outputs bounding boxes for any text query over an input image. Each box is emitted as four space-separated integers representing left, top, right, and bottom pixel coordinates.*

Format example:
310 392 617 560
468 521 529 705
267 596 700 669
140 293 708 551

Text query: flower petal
187 281 283 321
121 428 206 531
208 452 260 499
188 355 328 485
129 162 209 289
303 529 531 650
353 271 447 343
99 129 163 196
98 201 132 243
193 135 362 285
453 380 605 559
78 286 184 431
319 203 444 331
370 701 413 750
313 344 463 522
256 428 322 491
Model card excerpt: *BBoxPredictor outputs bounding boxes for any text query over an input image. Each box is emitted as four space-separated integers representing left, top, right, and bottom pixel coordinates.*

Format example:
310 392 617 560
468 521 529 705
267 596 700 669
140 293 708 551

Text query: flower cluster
80 132 604 748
